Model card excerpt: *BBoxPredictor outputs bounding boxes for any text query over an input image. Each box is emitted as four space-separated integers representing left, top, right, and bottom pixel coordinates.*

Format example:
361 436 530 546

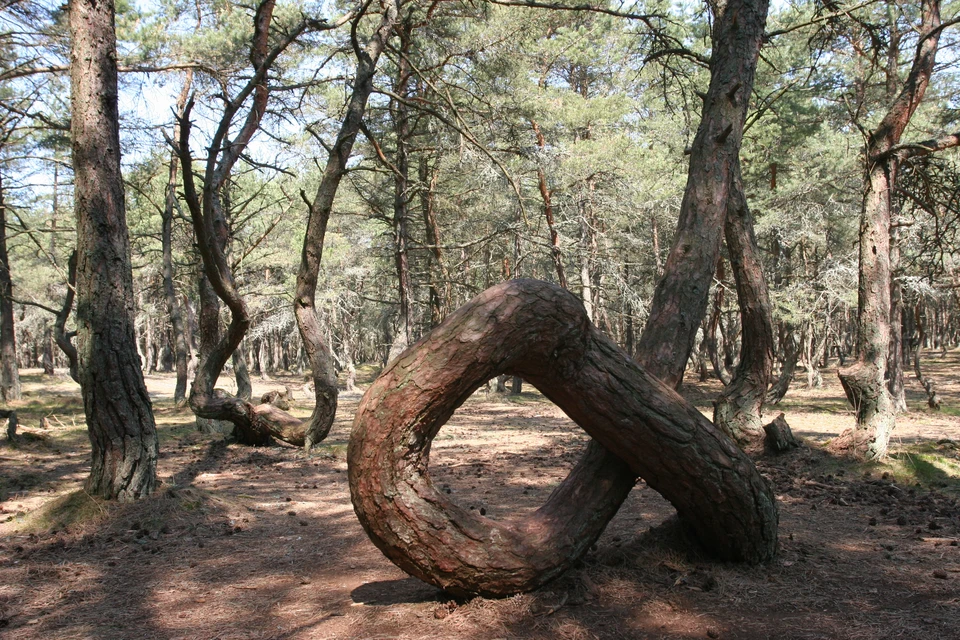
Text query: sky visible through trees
1 0 959 464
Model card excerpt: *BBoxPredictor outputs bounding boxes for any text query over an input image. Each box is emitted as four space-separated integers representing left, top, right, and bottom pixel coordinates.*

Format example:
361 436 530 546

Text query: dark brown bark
636 0 770 391
296 0 398 448
766 324 798 405
70 0 158 500
177 0 323 447
349 0 776 598
714 165 775 444
0 174 21 401
838 0 943 460
54 251 79 383
706 260 733 385
349 280 778 597
763 413 799 453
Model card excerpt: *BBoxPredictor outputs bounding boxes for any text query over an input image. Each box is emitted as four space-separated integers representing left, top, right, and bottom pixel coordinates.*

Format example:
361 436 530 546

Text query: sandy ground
0 354 958 639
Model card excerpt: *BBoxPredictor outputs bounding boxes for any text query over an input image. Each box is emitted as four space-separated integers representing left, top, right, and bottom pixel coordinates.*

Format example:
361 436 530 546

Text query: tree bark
178 0 318 447
54 251 79 382
0 173 21 402
349 280 778 597
296 0 398 448
713 165 775 444
766 323 798 405
531 119 567 289
706 260 733 385
163 71 193 407
70 0 158 500
349 0 776 597
837 0 943 460
913 303 941 410
636 0 770 391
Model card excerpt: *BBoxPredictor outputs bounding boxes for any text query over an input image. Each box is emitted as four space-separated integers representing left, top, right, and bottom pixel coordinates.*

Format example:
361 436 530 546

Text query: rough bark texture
70 0 158 500
0 173 21 402
295 0 398 449
837 0 942 460
763 413 799 453
178 0 333 447
349 280 778 597
635 0 770 390
714 165 775 444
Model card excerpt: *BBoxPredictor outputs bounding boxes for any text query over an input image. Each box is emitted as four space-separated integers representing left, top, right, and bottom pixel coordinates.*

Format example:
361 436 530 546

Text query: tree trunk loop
349 279 778 597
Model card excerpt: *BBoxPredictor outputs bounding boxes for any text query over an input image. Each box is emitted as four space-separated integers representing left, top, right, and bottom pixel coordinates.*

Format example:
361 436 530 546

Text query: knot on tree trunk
348 279 778 598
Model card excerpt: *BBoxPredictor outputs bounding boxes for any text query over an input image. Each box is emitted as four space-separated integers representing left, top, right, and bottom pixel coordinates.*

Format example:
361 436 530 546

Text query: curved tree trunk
838 0 945 460
767 324 799 405
54 251 79 383
714 165 775 444
706 260 733 385
296 0 398 449
177 0 340 447
70 0 158 500
349 0 774 598
349 280 778 597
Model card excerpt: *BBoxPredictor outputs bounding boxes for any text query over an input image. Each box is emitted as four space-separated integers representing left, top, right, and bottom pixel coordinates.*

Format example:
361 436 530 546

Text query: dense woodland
1 0 959 496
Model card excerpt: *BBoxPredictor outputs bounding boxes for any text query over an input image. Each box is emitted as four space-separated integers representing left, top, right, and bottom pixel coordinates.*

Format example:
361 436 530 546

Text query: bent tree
349 280 778 597
175 1 354 446
70 0 158 499
296 0 400 449
350 0 777 596
836 0 959 460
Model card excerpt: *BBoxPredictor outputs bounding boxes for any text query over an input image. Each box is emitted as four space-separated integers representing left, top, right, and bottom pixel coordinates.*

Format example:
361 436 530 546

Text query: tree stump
763 413 799 453
0 409 16 441
349 279 778 597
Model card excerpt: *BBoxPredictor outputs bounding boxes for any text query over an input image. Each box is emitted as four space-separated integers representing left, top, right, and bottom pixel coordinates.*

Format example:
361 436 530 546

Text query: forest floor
1 353 960 640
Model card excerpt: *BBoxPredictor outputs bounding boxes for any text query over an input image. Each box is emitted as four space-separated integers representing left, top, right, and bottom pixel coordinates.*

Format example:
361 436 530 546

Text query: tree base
349 280 778 597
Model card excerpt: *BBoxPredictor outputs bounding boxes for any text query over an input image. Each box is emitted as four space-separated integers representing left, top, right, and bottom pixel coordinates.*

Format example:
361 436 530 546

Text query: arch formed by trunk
349 279 778 597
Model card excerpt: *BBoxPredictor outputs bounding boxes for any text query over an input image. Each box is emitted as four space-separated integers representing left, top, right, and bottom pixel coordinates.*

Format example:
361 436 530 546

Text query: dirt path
0 361 959 639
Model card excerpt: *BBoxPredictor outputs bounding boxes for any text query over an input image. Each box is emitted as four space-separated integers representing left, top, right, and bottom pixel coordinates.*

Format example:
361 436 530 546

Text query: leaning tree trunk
0 173 21 402
767 323 799 405
349 280 778 597
296 0 398 448
713 164 775 444
350 0 775 597
837 0 944 460
706 260 733 385
70 0 158 500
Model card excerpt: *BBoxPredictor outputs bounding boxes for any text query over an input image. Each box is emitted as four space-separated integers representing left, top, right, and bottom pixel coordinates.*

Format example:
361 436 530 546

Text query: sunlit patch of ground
0 357 958 639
